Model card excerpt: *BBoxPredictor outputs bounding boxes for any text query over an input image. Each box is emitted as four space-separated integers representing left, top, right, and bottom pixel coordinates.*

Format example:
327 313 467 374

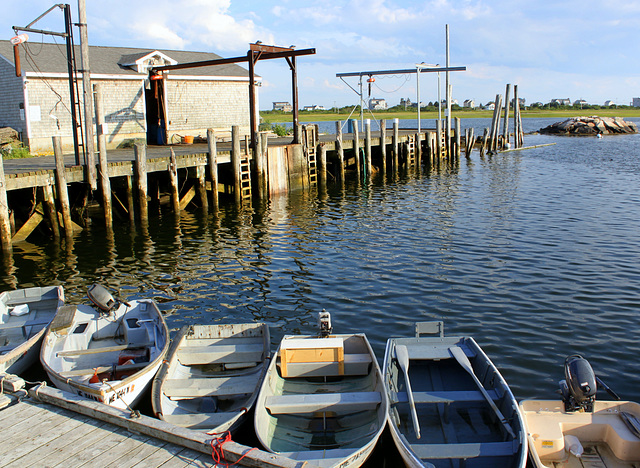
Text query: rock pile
539 116 638 135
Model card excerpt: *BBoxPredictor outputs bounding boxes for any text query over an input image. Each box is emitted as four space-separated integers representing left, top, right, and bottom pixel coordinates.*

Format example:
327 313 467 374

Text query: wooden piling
257 131 268 198
380 119 387 173
352 120 361 178
196 165 207 211
206 129 219 210
365 120 372 176
169 148 180 213
318 143 327 187
125 176 135 224
489 93 501 151
53 136 73 240
436 120 443 159
481 128 489 157
231 125 242 204
43 182 60 240
134 143 148 223
335 121 345 182
94 83 113 231
0 155 13 253
392 119 399 170
455 118 461 159
503 84 512 148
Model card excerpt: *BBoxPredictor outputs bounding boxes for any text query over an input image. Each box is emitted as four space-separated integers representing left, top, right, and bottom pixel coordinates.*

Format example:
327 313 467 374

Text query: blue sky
5 1 640 110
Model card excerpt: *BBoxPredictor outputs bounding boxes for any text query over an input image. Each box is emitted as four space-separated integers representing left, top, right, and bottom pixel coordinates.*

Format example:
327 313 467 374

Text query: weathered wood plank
29 385 307 468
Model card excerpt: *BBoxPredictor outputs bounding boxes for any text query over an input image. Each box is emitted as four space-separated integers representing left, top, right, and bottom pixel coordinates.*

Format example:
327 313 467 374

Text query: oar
396 344 420 439
449 346 516 439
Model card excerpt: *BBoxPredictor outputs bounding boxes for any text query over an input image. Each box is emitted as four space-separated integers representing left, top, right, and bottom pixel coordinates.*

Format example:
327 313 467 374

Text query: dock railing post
0 156 13 253
207 129 219 210
335 121 345 183
134 143 148 223
53 136 73 241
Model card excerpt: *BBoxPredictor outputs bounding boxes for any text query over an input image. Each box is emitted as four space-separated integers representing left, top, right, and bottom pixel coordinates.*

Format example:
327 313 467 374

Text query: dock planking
0 396 215 468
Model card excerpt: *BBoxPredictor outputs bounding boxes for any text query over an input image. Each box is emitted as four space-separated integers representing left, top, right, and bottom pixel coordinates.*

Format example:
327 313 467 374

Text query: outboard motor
318 309 332 337
559 355 597 412
87 283 118 314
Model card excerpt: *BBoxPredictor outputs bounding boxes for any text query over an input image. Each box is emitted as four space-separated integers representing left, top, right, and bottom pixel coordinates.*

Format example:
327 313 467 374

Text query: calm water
3 118 640 408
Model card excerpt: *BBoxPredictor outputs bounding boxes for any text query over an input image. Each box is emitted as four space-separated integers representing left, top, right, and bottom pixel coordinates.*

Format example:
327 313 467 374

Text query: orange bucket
182 135 194 144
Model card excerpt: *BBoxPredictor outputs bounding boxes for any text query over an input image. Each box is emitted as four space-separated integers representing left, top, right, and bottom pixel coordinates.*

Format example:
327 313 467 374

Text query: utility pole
445 24 451 155
78 0 96 189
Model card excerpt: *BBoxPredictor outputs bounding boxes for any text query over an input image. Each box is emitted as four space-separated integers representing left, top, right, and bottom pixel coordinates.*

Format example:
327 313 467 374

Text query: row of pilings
0 117 474 256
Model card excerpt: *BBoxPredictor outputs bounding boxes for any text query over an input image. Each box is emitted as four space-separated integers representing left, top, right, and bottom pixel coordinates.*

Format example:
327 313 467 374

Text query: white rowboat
40 285 169 409
255 332 388 468
152 323 270 432
384 321 527 468
0 286 64 376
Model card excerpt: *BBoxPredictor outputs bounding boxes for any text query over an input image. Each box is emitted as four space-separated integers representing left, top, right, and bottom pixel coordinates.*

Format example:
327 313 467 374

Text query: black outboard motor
559 354 597 412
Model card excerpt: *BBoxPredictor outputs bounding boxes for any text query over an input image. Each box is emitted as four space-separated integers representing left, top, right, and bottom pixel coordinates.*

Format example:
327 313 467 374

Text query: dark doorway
145 77 167 145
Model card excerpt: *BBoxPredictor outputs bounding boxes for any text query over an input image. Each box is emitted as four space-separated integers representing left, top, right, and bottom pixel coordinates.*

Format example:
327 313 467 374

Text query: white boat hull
41 298 168 409
0 286 64 376
521 399 640 468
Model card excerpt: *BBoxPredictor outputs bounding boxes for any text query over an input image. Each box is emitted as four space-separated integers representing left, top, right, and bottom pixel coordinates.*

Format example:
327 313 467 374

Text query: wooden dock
0 385 305 468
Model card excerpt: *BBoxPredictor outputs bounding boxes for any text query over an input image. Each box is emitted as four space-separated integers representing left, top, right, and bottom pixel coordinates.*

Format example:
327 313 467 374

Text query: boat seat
56 342 153 357
160 411 243 430
0 318 50 331
411 441 519 459
163 375 259 398
279 353 372 378
394 389 501 404
265 391 381 414
280 448 357 464
177 343 263 366
60 361 148 377
407 345 476 361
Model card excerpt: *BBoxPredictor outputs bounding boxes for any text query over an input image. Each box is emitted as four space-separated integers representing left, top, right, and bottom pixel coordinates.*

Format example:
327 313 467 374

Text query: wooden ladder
407 135 416 165
240 136 252 199
303 126 318 187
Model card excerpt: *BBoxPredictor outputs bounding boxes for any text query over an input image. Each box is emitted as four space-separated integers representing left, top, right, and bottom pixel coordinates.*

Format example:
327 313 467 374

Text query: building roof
0 40 251 78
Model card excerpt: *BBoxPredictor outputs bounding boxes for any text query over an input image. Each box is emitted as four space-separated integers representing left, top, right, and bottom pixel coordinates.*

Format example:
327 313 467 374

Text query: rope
209 431 257 468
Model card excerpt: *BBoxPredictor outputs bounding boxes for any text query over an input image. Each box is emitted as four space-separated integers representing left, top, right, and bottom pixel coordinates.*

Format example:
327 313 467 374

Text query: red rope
210 431 257 467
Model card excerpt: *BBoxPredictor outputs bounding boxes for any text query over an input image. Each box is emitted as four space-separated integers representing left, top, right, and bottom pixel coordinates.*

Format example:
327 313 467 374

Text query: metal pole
248 50 257 155
416 67 421 134
63 5 81 166
445 24 451 154
78 0 96 190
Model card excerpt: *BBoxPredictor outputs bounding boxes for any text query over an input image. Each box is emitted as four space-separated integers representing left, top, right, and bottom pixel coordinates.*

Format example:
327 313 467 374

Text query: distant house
551 98 571 106
399 98 412 109
633 97 640 107
484 102 495 111
0 40 255 154
463 99 475 108
303 105 325 111
273 102 293 112
604 100 616 107
573 99 588 107
369 98 387 110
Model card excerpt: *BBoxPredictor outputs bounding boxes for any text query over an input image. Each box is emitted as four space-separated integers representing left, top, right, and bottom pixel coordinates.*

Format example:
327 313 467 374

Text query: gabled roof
0 40 251 78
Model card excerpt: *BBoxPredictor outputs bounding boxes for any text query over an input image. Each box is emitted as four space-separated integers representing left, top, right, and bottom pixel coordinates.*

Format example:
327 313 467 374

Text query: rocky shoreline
539 116 638 135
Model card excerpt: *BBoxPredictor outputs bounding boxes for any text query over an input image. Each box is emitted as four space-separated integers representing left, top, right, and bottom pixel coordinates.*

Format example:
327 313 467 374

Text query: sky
4 1 640 110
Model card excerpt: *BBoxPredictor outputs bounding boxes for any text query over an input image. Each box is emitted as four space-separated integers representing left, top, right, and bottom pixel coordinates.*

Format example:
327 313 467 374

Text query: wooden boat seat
60 361 148 377
410 441 519 459
407 345 476 361
279 353 372 378
280 448 356 464
49 305 77 335
161 411 243 430
56 342 153 357
163 375 258 398
177 343 263 366
0 318 50 331
265 391 381 414
395 389 500 404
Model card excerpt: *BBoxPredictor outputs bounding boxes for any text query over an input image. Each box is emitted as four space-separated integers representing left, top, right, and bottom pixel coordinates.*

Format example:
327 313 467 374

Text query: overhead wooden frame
151 43 316 152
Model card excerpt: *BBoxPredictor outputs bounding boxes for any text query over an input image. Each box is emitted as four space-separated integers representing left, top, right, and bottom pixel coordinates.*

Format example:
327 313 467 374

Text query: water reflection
2 128 640 407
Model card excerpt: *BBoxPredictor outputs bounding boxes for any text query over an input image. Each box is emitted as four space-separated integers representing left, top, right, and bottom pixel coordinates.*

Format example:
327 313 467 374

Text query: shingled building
0 40 257 154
